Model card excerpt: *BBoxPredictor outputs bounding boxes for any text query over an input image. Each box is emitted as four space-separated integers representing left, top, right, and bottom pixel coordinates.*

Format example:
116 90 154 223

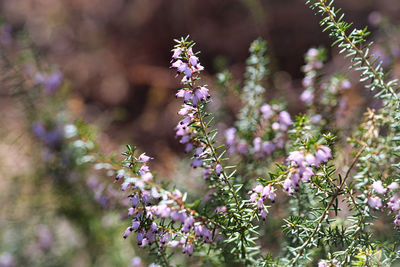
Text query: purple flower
302 76 312 88
260 104 273 119
300 90 314 104
173 189 183 198
310 114 322 124
128 208 135 216
341 80 352 89
315 146 331 164
171 210 187 223
194 147 203 157
279 111 292 128
283 178 294 195
0 252 15 267
387 194 400 212
214 206 226 213
307 48 319 58
189 55 199 67
305 153 316 166
261 209 267 221
141 172 153 181
139 165 150 176
182 216 195 233
272 122 280 131
249 192 258 202
139 153 152 162
178 105 193 116
368 196 382 210
121 182 131 191
123 227 133 239
253 185 264 193
394 214 400 227
288 151 304 166
182 243 194 256
130 219 140 230
34 70 63 93
131 257 143 267
203 229 213 243
155 204 171 218
262 141 275 155
253 137 262 153
45 71 63 93
136 232 144 245
168 240 180 247
184 143 193 153
301 167 313 182
191 158 202 168
216 164 222 175
237 142 248 155
372 180 387 194
225 128 236 146
115 171 124 182
160 232 169 245
257 198 264 211
172 48 182 60
388 182 399 191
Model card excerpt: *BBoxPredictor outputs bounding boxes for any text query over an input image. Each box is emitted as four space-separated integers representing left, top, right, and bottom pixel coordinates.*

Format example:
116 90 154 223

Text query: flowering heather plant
3 0 400 266
107 2 400 262
112 20 400 265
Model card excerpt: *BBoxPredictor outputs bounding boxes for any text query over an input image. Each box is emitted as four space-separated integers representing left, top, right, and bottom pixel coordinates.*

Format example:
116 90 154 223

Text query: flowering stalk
171 37 262 263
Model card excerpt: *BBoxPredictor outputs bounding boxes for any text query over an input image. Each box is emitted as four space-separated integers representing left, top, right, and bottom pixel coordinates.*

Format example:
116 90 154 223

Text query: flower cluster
115 146 215 257
367 180 400 226
225 103 292 157
248 184 276 221
283 145 331 195
300 47 352 126
171 38 212 171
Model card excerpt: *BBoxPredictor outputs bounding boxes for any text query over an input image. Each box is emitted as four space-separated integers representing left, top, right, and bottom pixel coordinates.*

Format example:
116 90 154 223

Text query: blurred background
0 0 400 266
